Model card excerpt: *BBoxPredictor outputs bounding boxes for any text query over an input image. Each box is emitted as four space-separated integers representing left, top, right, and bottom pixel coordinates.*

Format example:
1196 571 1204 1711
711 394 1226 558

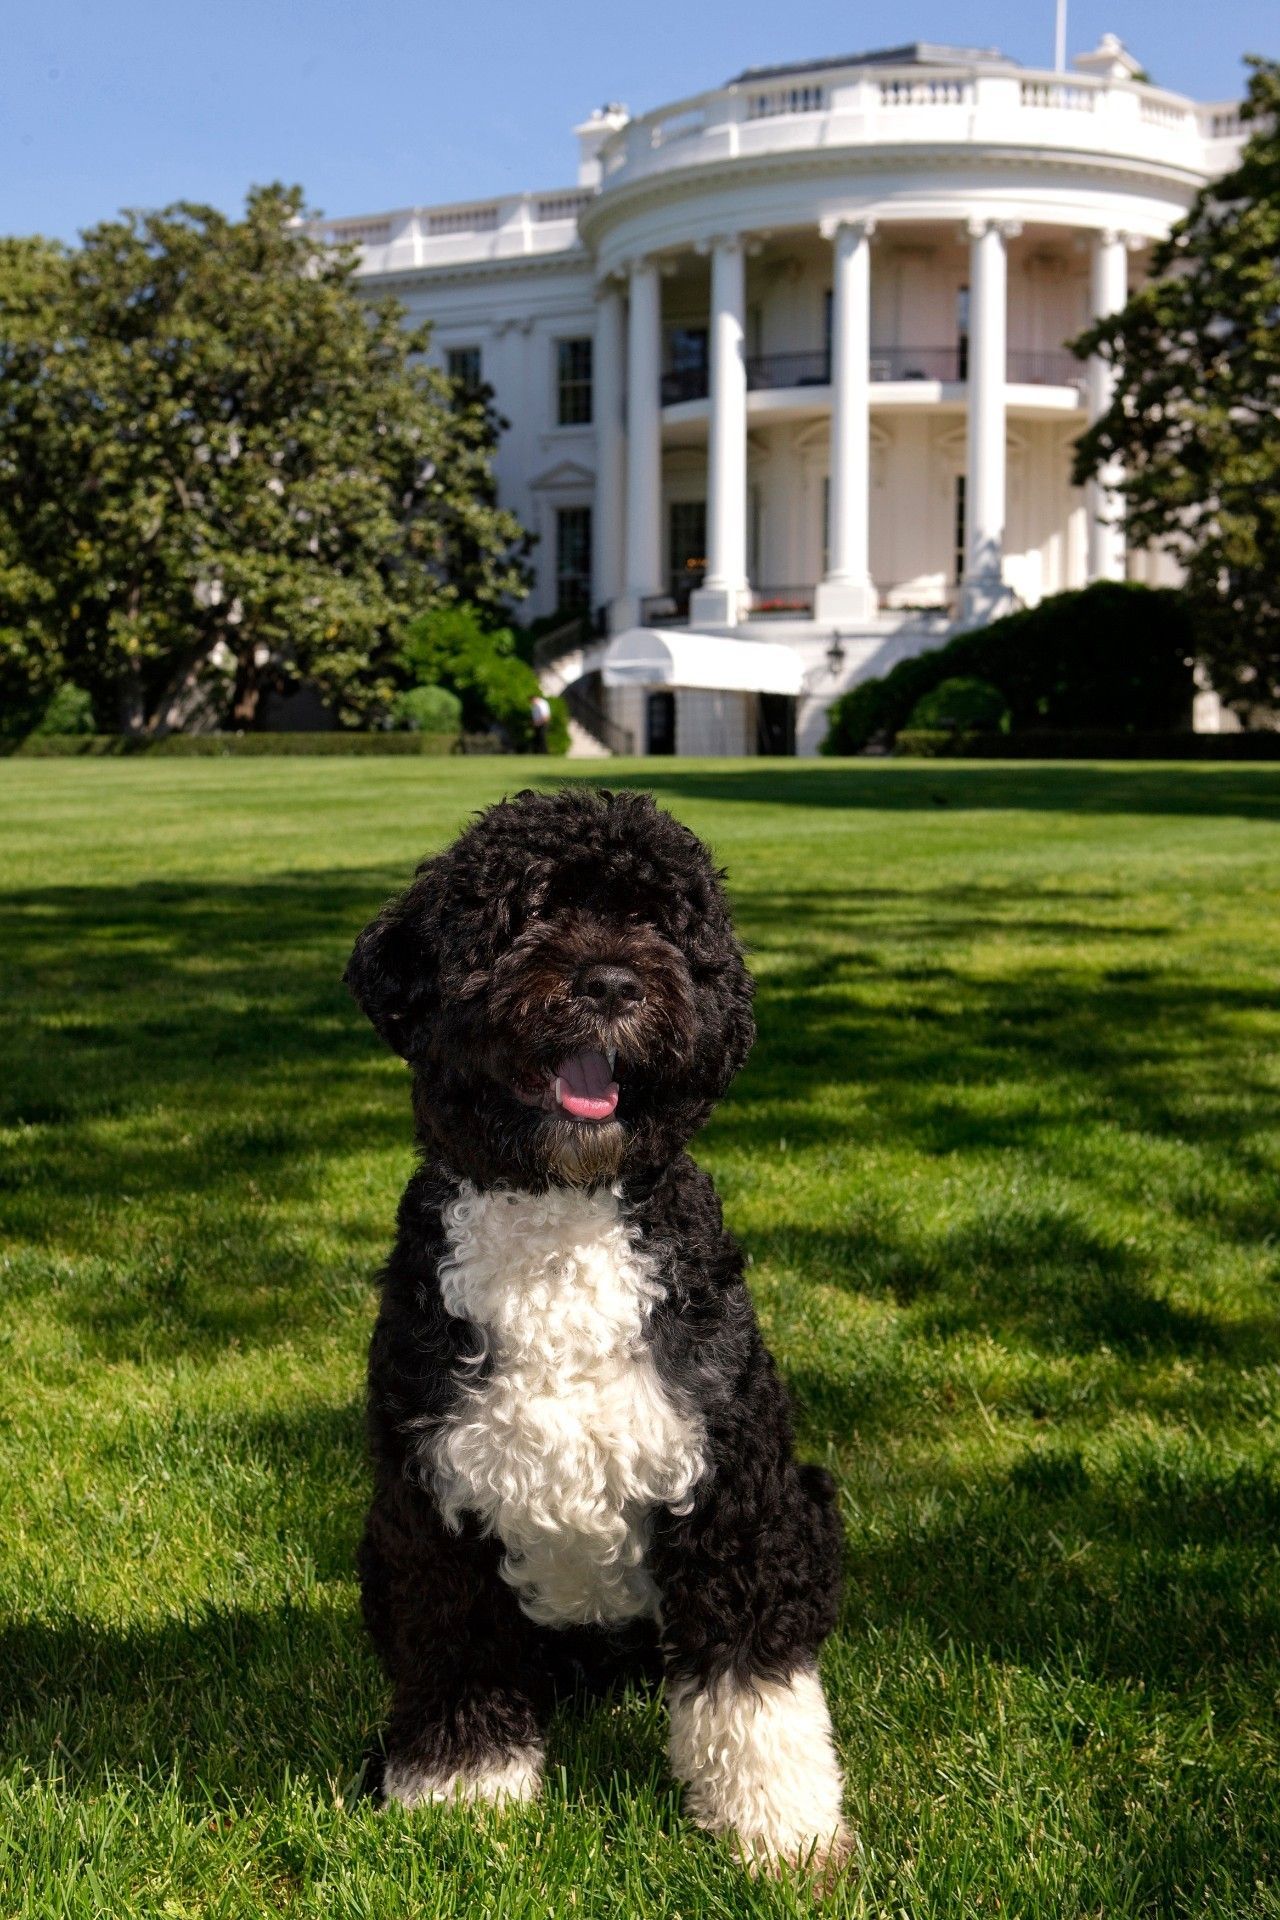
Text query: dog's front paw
381 1745 544 1808
734 1818 856 1886
669 1666 850 1882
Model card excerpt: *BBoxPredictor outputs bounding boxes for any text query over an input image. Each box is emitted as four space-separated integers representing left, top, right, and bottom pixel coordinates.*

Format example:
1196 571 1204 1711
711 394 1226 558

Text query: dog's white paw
382 1745 543 1808
668 1665 849 1877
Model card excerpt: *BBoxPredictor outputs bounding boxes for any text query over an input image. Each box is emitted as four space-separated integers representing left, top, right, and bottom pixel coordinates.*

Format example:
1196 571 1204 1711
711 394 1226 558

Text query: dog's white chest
425 1183 705 1628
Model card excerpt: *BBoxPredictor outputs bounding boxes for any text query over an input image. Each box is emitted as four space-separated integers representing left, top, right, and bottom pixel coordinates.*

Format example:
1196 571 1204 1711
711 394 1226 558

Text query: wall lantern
825 632 847 678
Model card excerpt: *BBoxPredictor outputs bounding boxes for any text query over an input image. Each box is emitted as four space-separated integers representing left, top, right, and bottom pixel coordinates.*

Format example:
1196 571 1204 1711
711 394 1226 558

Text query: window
556 338 593 426
956 285 970 382
954 474 967 583
668 501 706 604
667 326 708 372
555 505 592 612
662 327 708 403
446 345 482 393
647 691 676 755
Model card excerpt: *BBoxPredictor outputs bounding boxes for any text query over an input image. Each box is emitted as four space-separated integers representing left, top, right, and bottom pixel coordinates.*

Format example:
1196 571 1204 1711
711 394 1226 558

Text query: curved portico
579 34 1235 638
331 34 1244 751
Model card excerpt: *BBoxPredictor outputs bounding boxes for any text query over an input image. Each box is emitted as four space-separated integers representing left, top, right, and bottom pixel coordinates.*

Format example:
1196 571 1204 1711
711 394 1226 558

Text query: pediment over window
530 459 595 492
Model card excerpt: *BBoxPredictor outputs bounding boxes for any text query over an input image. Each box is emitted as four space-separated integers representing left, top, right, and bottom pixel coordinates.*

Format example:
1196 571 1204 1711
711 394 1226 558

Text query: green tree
399 605 567 752
1072 59 1280 717
0 187 529 733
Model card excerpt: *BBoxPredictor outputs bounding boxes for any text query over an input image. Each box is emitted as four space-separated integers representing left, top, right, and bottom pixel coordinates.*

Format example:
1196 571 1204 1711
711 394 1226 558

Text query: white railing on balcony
881 77 970 107
310 188 595 272
1020 80 1095 111
1200 102 1245 140
1140 97 1194 130
319 62 1246 278
592 61 1245 197
534 191 593 223
324 218 394 247
651 108 708 147
745 83 826 119
427 204 500 235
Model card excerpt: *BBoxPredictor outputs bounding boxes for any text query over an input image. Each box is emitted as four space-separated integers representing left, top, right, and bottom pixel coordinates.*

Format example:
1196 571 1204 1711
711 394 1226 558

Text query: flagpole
1054 0 1068 73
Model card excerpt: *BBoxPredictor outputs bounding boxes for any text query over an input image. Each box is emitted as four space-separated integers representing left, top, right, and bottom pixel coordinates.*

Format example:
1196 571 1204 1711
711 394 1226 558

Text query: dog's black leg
360 1474 550 1807
651 1461 850 1871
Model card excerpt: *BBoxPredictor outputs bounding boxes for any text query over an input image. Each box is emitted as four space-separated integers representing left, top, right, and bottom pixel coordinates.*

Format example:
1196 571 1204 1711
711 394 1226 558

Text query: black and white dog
345 786 848 1869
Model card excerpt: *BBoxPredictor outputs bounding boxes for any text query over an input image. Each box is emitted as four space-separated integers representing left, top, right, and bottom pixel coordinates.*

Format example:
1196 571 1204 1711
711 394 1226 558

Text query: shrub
28 681 95 737
2 733 461 758
822 584 1197 754
906 676 1009 733
399 605 568 753
390 684 462 735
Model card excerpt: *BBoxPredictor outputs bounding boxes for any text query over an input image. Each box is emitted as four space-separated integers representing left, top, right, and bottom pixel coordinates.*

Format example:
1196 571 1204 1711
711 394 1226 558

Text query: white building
324 36 1245 754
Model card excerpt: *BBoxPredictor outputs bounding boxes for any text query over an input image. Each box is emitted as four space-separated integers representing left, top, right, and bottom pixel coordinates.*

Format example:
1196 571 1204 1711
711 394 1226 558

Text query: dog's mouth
509 1046 620 1122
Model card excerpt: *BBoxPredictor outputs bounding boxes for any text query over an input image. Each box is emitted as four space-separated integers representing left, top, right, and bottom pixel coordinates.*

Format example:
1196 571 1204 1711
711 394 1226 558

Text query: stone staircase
566 717 612 758
533 618 634 756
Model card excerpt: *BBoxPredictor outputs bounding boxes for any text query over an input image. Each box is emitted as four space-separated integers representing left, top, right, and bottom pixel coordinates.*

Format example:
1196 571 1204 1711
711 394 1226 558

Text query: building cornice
578 141 1209 251
355 248 592 293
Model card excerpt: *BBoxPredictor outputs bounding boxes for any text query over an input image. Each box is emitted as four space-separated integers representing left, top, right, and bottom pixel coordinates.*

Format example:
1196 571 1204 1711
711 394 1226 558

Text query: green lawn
3 757 1279 1919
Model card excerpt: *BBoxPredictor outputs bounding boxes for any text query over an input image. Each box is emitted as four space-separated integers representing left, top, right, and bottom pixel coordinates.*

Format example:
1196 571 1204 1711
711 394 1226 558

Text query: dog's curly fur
346 786 848 1867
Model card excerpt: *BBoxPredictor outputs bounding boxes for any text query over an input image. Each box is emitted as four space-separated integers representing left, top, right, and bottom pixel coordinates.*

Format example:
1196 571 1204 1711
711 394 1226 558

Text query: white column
690 237 748 627
618 257 662 631
959 218 1018 626
1087 228 1129 582
593 279 626 622
815 217 877 626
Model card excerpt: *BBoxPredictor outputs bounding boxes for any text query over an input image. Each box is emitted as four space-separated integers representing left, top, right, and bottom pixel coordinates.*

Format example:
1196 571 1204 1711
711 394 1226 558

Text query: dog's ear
344 866 441 1060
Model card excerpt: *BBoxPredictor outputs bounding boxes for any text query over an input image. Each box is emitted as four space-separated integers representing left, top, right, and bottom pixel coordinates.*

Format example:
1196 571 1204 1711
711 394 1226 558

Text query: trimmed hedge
4 731 460 758
893 728 1280 760
822 583 1198 755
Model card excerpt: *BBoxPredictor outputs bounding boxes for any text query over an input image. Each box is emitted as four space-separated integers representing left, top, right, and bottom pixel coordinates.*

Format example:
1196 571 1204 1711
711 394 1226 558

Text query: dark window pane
647 690 676 755
954 474 967 583
557 337 593 426
667 326 708 374
668 500 706 604
555 505 592 610
447 345 482 392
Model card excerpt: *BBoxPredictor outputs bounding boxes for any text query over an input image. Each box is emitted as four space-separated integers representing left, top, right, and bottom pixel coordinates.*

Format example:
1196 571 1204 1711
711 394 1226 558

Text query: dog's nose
575 962 644 1009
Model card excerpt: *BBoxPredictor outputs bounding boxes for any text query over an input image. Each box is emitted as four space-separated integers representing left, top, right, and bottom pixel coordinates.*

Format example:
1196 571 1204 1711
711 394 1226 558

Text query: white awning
598 628 803 697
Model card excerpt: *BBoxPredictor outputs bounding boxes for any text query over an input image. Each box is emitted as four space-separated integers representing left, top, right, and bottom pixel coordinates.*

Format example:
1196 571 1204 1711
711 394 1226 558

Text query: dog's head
345 786 754 1187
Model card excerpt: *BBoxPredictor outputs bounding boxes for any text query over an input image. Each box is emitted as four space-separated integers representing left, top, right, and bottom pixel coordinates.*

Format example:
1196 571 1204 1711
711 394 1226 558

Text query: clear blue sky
3 1 1272 242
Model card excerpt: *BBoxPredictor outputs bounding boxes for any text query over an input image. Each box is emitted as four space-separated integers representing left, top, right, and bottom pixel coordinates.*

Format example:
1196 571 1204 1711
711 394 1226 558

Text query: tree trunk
118 665 145 736
231 650 260 729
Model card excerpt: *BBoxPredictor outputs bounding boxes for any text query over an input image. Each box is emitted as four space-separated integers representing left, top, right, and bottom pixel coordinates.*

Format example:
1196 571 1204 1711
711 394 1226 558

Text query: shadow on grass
3 1449 1276 1802
3 853 1280 1773
3 869 1279 1366
565 762 1280 821
836 1442 1280 1702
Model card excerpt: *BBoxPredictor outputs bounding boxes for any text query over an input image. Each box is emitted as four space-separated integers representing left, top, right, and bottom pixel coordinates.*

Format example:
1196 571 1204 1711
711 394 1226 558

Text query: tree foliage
0 186 529 733
821 583 1196 754
389 683 463 735
1072 59 1280 715
399 605 568 752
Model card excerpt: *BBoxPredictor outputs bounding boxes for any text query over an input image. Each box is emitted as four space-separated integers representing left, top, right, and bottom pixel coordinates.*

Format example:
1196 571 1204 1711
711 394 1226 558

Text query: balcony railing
660 367 711 405
661 344 1085 402
745 350 831 390
751 584 816 616
1007 348 1084 386
596 64 1243 198
640 590 693 626
870 345 961 381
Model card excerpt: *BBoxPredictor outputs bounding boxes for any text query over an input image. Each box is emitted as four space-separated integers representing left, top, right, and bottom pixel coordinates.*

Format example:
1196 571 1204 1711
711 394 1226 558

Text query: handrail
564 681 634 756
531 615 591 672
661 345 1086 400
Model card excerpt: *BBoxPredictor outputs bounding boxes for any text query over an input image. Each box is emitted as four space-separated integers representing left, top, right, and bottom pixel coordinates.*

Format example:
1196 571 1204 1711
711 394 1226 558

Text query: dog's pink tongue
554 1049 619 1121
